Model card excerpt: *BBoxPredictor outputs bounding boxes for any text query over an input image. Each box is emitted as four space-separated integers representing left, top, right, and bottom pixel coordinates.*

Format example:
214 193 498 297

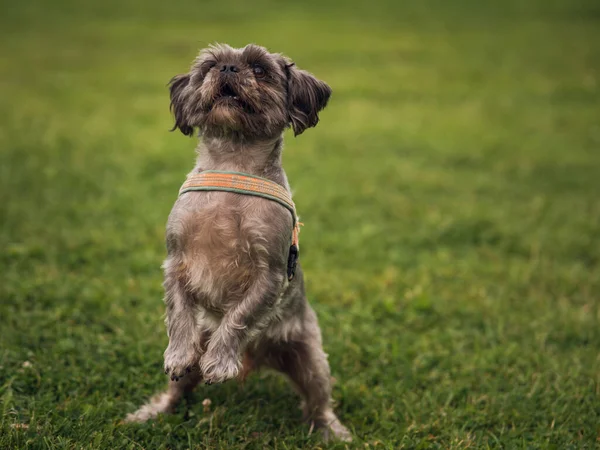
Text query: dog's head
168 44 331 139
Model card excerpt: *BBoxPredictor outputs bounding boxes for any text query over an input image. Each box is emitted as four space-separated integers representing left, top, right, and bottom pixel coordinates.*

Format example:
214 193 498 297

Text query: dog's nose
220 64 239 74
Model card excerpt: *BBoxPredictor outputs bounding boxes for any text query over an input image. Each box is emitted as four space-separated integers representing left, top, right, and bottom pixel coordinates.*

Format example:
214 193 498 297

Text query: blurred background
1 0 599 448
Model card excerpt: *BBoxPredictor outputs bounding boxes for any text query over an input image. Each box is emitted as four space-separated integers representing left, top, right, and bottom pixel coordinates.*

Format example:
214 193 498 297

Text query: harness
179 170 300 280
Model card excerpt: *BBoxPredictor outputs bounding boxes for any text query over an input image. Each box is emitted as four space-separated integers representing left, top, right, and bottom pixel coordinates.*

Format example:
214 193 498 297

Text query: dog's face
169 44 331 139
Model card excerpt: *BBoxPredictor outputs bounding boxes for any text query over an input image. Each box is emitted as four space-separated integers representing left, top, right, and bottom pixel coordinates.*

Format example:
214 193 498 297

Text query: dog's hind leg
124 366 202 423
264 306 352 442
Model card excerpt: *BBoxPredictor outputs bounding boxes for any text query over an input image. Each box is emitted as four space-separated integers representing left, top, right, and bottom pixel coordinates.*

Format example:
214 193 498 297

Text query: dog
125 43 351 442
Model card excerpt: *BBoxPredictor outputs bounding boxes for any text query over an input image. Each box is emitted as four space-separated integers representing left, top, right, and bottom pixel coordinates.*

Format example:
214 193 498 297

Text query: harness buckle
287 244 299 281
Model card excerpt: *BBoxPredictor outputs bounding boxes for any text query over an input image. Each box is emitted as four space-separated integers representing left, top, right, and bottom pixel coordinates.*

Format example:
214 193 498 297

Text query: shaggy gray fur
125 44 350 442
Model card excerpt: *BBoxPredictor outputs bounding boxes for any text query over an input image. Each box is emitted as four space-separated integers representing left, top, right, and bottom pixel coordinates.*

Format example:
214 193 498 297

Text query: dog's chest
167 192 291 307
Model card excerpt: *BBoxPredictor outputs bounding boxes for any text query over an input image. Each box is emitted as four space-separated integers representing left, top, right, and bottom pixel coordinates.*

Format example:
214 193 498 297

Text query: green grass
1 0 600 448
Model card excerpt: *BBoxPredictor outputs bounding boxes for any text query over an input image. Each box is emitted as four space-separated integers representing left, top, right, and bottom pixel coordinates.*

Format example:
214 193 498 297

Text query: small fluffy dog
125 44 351 441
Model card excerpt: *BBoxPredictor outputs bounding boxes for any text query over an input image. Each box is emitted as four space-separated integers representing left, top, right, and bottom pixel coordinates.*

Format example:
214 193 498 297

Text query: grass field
1 0 600 448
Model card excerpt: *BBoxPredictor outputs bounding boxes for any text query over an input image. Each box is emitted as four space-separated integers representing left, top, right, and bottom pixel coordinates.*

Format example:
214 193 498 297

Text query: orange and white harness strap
179 170 300 249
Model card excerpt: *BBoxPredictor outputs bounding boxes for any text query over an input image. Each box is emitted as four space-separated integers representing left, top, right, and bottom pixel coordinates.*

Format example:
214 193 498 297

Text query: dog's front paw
163 344 199 382
200 344 242 384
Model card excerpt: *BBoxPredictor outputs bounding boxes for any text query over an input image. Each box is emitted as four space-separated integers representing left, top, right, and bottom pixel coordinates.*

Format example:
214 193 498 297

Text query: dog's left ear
285 63 332 136
168 74 194 137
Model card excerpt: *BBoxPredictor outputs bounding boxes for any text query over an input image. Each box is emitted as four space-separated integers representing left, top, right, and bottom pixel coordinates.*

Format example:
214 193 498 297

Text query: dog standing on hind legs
125 43 351 442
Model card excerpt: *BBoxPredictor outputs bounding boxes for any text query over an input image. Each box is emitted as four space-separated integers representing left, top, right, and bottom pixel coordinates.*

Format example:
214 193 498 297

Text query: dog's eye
201 61 217 74
252 65 266 78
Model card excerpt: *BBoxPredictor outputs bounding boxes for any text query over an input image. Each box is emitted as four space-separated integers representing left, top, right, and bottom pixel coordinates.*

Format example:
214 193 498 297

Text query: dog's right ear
168 74 194 136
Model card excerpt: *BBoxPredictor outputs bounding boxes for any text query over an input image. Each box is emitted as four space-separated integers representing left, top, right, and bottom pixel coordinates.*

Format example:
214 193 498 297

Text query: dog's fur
125 44 350 441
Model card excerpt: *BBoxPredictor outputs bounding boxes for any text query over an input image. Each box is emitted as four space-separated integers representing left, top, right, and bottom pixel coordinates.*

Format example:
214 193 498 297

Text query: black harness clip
287 244 299 281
